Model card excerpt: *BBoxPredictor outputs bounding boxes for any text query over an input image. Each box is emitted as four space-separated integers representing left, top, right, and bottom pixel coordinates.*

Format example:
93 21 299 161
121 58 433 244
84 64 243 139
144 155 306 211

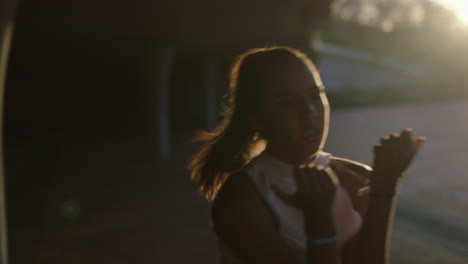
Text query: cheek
264 112 300 140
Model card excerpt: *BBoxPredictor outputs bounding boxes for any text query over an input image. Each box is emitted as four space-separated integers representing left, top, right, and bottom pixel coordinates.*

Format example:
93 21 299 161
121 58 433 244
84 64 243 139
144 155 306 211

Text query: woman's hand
372 128 425 191
272 166 338 237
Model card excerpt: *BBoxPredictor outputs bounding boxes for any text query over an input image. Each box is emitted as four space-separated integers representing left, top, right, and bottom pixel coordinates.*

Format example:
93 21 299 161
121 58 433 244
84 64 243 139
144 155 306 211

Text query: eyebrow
274 85 322 97
309 85 322 92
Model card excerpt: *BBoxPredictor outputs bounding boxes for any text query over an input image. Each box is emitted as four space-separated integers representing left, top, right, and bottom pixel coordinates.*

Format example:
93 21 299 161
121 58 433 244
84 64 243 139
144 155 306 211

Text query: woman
189 46 424 264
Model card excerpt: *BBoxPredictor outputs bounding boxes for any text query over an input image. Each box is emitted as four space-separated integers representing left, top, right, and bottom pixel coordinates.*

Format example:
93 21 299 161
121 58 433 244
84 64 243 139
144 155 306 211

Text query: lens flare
435 0 468 25
59 200 81 219
454 4 468 25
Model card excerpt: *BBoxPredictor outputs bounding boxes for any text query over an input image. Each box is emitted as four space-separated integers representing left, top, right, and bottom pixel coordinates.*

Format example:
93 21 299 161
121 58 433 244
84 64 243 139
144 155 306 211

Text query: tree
332 0 459 32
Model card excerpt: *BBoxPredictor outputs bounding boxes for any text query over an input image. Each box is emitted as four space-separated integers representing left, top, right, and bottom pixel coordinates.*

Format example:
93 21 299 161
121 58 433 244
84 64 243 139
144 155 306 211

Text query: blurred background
0 0 467 263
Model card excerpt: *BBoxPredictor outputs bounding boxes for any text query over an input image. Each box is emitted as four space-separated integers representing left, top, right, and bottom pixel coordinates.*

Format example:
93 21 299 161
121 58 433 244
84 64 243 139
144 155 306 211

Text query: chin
298 145 320 160
303 139 322 153
306 149 320 158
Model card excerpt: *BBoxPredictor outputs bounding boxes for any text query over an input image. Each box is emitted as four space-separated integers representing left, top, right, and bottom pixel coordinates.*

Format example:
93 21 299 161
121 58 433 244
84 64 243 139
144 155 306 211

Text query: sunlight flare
435 0 468 25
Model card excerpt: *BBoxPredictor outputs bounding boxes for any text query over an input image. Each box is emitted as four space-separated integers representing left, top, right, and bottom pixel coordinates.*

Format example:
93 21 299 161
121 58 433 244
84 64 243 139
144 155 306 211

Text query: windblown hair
189 46 320 200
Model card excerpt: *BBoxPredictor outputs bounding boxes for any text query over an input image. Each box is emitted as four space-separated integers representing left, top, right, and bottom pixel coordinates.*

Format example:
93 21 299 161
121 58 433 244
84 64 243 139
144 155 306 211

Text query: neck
265 145 318 166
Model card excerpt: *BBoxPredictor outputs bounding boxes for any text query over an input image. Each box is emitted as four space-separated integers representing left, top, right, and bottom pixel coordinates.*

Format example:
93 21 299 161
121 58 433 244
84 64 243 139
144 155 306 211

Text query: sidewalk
326 99 468 263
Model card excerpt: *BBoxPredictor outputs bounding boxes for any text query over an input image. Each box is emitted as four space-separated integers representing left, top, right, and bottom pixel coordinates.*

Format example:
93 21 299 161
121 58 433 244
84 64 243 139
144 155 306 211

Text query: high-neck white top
217 150 362 264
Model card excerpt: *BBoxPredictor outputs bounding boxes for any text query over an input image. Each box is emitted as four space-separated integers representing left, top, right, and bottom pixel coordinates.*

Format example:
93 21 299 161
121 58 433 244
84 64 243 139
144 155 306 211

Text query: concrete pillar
0 0 19 262
156 48 175 160
203 58 218 129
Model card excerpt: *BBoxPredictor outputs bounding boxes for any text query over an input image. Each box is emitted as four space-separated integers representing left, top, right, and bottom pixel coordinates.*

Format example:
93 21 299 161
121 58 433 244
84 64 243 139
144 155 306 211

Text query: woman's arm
335 162 395 264
303 196 339 264
343 129 424 264
213 171 340 264
357 174 398 264
340 183 397 264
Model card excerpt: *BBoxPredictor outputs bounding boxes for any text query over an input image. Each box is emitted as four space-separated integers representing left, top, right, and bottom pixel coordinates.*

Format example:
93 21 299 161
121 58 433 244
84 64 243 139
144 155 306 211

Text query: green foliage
332 0 459 31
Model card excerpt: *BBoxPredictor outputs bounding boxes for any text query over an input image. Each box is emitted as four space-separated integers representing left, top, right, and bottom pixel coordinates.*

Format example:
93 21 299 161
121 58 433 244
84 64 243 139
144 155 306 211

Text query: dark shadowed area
2 0 468 263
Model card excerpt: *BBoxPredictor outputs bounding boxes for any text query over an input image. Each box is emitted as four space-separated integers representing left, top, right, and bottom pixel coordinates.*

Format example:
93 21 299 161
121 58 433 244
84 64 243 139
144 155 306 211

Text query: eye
276 95 298 106
308 93 323 102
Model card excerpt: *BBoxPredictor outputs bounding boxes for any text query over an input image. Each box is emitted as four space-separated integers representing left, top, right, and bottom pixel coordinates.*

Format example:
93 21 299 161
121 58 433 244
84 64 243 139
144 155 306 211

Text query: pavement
6 99 468 263
326 99 468 263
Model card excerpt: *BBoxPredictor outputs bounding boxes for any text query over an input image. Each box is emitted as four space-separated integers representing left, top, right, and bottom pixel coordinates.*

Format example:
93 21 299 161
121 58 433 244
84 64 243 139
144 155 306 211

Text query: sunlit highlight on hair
189 46 323 200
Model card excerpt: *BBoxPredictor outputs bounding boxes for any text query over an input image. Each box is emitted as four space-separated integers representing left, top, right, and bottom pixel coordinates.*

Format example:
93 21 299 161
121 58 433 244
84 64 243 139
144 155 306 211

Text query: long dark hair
189 46 320 200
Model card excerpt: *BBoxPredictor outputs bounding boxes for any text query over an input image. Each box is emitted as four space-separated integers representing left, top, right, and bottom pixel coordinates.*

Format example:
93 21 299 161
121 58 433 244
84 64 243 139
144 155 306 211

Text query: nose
300 98 322 117
306 102 320 115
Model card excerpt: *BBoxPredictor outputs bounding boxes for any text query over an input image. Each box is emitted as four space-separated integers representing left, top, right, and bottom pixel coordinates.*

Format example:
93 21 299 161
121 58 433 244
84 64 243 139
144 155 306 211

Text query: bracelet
307 235 337 246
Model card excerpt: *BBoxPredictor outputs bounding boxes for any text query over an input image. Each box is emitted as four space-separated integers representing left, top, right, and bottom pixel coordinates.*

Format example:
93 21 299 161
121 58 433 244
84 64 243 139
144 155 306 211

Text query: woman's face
255 58 330 164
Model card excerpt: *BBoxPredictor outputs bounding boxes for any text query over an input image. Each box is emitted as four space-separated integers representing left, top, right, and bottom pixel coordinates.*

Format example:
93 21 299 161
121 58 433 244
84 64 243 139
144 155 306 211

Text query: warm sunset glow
434 0 468 25
454 4 468 25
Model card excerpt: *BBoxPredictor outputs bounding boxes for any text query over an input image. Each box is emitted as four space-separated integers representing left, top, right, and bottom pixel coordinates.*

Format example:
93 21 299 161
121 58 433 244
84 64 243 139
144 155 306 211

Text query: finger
413 137 426 152
380 136 391 145
406 137 426 165
271 184 300 208
317 168 333 187
390 131 414 165
397 132 414 161
319 169 337 197
400 129 419 159
324 167 340 186
390 132 404 155
381 134 403 161
373 144 384 167
400 128 413 151
306 167 322 193
312 168 326 192
373 143 383 153
295 166 315 194
294 166 306 193
383 134 401 164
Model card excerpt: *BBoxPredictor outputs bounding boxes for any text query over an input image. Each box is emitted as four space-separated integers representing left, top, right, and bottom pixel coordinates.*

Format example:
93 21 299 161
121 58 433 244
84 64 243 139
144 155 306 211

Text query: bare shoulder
212 171 257 216
212 171 277 236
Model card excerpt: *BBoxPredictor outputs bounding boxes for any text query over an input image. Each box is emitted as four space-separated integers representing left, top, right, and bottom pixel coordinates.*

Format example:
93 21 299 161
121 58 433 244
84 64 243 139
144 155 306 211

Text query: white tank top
216 151 362 263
